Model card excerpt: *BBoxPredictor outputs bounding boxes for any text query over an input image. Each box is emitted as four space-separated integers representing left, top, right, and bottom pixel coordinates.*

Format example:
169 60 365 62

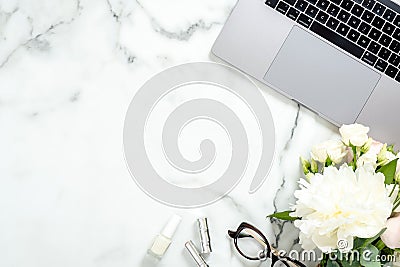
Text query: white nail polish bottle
147 214 182 260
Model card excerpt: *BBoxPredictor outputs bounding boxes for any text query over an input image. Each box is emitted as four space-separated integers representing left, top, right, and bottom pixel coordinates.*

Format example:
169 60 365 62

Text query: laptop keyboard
265 0 400 82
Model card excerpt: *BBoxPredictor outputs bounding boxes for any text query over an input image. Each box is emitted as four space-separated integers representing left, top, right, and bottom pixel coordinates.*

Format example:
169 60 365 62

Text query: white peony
291 165 392 253
311 140 347 164
339 124 370 147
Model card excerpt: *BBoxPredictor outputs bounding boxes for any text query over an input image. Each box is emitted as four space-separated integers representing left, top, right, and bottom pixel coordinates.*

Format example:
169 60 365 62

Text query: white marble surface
0 0 340 266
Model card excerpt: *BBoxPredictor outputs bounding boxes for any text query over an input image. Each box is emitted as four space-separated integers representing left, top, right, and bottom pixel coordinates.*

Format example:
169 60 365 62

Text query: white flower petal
293 165 392 252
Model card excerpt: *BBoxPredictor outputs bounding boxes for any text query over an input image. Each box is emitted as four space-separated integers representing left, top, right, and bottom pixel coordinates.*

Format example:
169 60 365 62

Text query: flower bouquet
269 124 400 267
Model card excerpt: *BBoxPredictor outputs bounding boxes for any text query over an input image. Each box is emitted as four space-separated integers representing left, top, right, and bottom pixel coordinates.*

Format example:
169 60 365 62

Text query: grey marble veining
0 0 340 266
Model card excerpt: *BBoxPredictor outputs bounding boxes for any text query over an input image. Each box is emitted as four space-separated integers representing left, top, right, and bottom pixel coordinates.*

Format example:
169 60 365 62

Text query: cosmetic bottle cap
162 214 182 239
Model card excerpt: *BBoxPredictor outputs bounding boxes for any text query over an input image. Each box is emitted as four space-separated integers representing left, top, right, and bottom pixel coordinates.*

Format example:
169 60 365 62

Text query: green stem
375 239 386 250
352 145 357 170
389 184 397 197
393 199 400 211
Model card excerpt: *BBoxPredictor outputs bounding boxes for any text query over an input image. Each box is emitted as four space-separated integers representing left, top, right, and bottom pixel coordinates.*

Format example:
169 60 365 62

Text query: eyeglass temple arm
228 227 306 267
231 228 269 248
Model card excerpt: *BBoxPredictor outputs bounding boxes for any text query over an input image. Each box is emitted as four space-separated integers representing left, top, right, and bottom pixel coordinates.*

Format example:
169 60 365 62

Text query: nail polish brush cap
162 214 182 239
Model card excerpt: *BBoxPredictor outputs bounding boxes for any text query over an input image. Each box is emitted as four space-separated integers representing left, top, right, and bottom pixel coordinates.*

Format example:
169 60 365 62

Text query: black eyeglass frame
228 222 306 267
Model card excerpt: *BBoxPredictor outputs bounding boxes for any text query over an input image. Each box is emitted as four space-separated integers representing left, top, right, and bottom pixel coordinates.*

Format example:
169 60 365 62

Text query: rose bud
381 213 400 249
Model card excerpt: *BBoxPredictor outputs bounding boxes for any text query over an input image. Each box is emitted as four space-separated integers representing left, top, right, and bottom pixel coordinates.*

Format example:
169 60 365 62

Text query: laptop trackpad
264 26 380 124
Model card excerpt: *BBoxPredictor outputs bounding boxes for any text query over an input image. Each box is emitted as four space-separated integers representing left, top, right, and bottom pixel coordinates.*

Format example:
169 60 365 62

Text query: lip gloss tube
185 240 210 267
197 218 212 254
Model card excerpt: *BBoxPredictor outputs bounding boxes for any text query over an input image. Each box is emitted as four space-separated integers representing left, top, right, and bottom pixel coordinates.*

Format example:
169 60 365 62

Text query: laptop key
359 22 371 34
382 22 395 35
393 28 400 41
375 59 388 71
368 28 381 41
379 34 392 47
337 23 350 35
389 54 400 67
378 47 391 60
287 7 300 20
310 21 364 58
367 41 381 53
372 16 385 29
316 11 329 23
383 9 396 22
317 0 330 10
362 51 378 65
351 4 364 16
295 0 309 11
297 13 313 27
389 39 400 53
338 10 351 22
357 35 371 48
305 0 317 4
353 0 363 4
361 10 374 23
327 3 340 16
341 0 354 11
362 0 375 10
277 2 290 14
266 0 279 8
372 3 385 16
394 15 400 27
305 5 319 17
348 28 361 41
284 0 296 5
327 17 340 30
331 0 341 4
348 16 361 28
385 65 398 78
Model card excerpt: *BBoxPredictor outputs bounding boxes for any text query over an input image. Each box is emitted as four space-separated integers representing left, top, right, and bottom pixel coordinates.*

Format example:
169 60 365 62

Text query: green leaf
267 210 299 221
300 157 311 175
387 144 395 154
377 159 398 184
333 250 361 267
354 238 366 249
325 157 333 167
327 259 340 267
363 229 387 247
380 247 395 264
341 258 361 267
311 159 318 173
360 244 381 267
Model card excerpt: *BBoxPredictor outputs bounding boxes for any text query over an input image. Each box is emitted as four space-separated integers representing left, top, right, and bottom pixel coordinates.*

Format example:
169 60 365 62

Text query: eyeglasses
228 222 306 267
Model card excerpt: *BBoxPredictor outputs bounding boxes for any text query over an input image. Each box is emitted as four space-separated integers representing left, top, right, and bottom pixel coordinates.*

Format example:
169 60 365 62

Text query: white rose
311 142 328 163
339 123 370 147
369 140 384 155
311 140 347 164
357 152 378 168
386 151 397 162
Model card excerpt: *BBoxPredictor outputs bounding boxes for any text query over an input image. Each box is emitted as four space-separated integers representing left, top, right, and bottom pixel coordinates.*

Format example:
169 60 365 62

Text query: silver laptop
212 0 400 144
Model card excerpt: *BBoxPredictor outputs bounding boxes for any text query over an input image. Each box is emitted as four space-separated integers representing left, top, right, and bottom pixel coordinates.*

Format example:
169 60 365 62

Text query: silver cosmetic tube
185 241 209 267
197 218 212 254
